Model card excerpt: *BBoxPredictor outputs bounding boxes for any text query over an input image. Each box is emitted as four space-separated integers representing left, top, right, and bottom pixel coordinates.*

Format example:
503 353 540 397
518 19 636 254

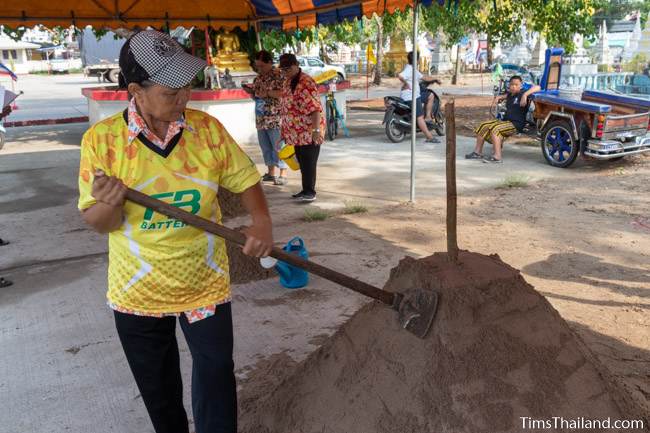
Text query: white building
0 32 39 74
607 17 641 62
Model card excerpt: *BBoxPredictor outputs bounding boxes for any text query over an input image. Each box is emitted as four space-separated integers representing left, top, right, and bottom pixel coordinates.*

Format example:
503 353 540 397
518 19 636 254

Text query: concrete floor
0 107 591 432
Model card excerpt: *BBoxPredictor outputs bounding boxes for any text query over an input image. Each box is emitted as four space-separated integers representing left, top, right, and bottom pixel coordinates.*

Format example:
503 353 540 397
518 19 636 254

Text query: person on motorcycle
397 51 439 143
421 78 441 123
466 75 540 163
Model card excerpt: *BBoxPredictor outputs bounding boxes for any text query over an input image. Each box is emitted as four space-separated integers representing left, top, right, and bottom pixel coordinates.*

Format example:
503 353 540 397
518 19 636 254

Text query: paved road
1 74 104 122
1 73 492 124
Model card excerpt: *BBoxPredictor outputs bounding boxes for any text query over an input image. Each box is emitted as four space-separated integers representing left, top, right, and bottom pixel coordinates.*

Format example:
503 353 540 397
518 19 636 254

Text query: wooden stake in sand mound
238 101 642 432
240 252 637 433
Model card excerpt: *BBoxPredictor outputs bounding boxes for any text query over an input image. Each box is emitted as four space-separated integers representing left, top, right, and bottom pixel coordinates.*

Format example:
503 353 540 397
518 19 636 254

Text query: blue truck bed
532 90 611 114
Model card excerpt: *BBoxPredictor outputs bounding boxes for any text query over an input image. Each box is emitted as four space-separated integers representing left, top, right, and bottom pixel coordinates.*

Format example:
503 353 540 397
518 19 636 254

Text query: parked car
297 56 346 82
489 62 537 84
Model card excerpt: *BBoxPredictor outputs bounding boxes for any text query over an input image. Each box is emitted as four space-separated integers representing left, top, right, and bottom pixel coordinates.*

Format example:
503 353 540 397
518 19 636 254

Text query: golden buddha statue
384 33 408 74
211 30 252 72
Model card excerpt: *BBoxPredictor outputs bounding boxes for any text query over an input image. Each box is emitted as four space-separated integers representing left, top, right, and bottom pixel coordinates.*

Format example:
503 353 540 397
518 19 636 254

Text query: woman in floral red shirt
279 53 325 202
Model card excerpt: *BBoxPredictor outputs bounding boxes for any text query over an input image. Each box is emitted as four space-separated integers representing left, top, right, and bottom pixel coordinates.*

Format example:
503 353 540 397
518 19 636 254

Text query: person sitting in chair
466 75 540 163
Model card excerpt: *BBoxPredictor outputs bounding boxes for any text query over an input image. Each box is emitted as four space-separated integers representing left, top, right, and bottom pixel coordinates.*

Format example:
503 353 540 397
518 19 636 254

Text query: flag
0 62 18 81
366 44 377 65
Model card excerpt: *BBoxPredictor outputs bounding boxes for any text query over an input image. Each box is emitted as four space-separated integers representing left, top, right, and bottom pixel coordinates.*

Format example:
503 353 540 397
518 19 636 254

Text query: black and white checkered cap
128 30 206 89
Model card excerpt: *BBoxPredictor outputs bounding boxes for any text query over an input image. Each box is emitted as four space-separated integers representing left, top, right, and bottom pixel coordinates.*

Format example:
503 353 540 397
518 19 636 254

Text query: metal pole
255 22 263 50
410 0 419 203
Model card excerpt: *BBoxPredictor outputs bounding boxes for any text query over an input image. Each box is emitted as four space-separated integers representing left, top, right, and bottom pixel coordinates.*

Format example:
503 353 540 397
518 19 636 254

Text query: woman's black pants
113 303 236 433
295 143 321 196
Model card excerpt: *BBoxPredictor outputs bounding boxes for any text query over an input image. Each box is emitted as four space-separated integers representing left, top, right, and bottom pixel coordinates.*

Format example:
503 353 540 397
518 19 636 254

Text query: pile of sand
240 251 643 433
226 240 275 284
218 188 246 220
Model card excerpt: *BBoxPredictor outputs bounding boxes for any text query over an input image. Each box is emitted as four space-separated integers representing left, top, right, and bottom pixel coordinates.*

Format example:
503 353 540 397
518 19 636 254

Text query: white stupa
594 21 613 65
564 33 597 74
622 14 642 60
530 35 547 67
429 33 452 73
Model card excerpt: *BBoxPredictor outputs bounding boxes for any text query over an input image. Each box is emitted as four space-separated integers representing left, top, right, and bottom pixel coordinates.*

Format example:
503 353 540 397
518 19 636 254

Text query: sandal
482 156 503 163
0 277 13 288
465 152 483 160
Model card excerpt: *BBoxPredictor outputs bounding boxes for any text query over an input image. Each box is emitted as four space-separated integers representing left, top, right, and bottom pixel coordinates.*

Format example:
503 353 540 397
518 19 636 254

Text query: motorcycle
383 79 445 143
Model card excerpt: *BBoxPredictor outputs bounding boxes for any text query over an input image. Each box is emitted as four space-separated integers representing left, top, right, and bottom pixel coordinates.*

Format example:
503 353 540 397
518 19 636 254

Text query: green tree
526 0 602 53
623 53 648 72
593 0 645 27
422 1 480 82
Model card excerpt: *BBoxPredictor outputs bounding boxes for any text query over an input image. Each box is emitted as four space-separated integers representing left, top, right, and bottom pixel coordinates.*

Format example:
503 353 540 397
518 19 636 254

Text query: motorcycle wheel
434 111 445 136
385 115 406 143
0 131 5 151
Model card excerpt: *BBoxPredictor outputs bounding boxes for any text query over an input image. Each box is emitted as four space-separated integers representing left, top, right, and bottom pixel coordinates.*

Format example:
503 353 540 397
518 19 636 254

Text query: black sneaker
300 193 316 202
424 137 440 143
465 152 483 160
262 173 276 182
291 191 305 199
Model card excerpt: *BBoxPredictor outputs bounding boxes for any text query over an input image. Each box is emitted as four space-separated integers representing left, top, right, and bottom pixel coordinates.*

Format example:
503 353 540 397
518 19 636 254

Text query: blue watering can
260 237 309 289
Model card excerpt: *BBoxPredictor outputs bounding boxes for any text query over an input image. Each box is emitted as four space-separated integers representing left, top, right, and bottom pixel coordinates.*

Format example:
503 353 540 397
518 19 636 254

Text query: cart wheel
541 120 579 168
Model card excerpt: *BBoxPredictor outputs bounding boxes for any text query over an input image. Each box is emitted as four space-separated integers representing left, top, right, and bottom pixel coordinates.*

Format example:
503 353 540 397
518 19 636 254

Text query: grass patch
498 173 531 189
302 209 331 222
342 200 369 214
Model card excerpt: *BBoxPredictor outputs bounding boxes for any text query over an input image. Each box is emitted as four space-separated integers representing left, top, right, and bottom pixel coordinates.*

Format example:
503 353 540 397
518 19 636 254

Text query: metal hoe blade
396 289 440 339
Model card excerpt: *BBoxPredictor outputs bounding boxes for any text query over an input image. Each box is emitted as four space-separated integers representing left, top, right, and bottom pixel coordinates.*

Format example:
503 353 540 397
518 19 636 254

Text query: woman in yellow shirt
78 30 272 433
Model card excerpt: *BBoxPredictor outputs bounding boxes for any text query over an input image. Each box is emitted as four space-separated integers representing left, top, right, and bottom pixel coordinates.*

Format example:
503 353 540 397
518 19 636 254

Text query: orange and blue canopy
1 0 436 30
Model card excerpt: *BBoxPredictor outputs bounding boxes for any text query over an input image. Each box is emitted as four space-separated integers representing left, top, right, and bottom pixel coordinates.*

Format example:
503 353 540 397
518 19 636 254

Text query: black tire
326 101 337 141
434 110 445 136
540 119 579 168
107 68 120 83
335 73 345 83
385 114 406 143
0 131 5 151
